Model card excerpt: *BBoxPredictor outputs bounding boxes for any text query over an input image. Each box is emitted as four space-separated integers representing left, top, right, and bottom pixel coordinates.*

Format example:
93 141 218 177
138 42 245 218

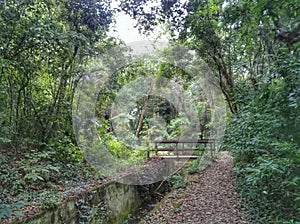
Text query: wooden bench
147 139 216 160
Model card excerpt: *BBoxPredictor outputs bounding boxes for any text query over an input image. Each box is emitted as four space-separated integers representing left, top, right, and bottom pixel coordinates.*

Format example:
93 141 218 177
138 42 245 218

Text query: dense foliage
0 0 299 222
121 0 300 222
93 54 211 169
0 0 113 144
0 0 212 221
225 81 300 222
0 0 115 220
224 45 300 223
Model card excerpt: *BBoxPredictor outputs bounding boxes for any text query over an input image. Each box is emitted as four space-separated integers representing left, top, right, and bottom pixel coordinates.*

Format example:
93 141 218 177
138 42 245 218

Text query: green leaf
0 204 12 219
13 211 24 217
12 201 26 208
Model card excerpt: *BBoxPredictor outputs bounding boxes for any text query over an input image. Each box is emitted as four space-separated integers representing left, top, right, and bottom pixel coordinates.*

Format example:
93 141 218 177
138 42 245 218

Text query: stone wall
24 181 141 224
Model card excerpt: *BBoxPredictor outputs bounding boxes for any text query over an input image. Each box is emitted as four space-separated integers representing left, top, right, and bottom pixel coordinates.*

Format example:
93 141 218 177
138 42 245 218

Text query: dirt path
141 151 248 224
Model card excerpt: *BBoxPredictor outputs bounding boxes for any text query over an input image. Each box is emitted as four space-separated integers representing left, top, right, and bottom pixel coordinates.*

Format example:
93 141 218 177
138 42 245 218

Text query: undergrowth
223 77 300 223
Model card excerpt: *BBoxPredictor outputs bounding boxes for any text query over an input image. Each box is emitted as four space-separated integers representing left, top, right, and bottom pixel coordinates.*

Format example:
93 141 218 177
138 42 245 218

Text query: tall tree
120 0 300 113
0 0 114 147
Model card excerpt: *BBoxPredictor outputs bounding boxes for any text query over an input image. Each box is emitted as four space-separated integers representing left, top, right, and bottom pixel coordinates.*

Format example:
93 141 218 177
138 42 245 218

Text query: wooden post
210 142 213 160
213 140 216 158
176 141 179 159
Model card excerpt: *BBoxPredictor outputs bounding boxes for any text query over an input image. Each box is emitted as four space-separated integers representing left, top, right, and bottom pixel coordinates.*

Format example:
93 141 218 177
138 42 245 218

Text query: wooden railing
147 139 216 160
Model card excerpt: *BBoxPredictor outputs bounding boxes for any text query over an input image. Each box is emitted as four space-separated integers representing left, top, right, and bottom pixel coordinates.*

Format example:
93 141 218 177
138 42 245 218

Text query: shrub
223 79 300 223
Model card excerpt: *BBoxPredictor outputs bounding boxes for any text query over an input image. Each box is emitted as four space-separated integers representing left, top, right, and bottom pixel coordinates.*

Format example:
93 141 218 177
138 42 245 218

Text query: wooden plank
159 155 199 160
156 148 199 151
156 148 175 151
154 139 215 144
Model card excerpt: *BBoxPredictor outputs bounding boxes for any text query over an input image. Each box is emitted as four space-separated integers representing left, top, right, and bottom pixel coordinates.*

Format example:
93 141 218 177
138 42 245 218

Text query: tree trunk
135 79 155 137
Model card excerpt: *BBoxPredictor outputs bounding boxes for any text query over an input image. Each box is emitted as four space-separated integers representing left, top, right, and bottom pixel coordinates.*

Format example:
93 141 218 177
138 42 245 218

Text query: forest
0 0 299 223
